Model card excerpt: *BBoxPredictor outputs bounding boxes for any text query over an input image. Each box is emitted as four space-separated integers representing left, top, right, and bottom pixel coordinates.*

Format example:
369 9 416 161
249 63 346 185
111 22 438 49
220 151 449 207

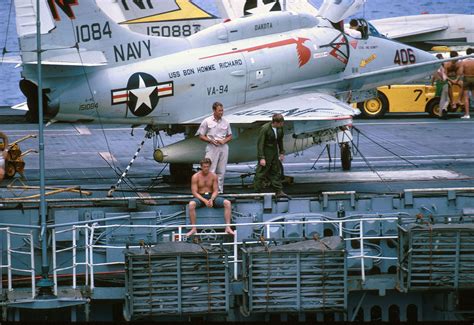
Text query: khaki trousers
440 83 449 112
205 143 229 193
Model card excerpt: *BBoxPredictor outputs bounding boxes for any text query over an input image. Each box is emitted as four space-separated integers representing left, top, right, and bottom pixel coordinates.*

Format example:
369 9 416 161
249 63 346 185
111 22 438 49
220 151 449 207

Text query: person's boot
441 109 448 120
275 190 291 199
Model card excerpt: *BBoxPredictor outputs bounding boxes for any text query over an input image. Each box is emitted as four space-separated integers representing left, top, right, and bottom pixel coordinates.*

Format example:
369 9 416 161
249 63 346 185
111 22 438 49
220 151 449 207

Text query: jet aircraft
370 14 474 50
97 0 220 37
15 0 447 179
217 0 474 50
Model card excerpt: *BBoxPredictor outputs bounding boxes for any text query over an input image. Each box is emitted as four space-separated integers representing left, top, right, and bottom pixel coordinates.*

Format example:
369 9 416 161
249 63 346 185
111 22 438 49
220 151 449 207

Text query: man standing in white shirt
197 102 233 193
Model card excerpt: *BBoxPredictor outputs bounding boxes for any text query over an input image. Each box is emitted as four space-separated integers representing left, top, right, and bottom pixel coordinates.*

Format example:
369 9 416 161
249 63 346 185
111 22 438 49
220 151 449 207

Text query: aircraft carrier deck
1 106 474 322
1 106 473 197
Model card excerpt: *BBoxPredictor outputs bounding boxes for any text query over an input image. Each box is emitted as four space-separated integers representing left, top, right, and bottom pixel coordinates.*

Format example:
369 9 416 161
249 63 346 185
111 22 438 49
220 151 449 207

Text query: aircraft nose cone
153 149 165 162
412 47 437 63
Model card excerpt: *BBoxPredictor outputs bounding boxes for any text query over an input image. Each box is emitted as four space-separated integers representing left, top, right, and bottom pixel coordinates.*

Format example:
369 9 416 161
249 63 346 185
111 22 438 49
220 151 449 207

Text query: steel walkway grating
404 225 474 290
124 244 229 319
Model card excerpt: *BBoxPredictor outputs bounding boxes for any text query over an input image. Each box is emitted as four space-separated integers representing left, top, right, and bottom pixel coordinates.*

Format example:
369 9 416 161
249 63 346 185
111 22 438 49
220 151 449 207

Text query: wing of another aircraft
371 14 474 48
372 23 448 39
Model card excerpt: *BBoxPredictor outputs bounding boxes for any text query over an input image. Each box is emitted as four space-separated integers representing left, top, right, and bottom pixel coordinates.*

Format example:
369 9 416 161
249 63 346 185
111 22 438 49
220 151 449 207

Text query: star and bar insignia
111 72 173 117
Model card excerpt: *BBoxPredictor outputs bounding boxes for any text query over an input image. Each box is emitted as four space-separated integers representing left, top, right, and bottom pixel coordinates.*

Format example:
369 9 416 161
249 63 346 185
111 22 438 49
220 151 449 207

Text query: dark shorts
463 76 474 90
190 193 225 208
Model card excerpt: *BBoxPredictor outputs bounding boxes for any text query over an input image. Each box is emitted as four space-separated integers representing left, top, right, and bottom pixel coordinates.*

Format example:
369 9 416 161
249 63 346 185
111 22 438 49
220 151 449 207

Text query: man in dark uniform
253 113 289 198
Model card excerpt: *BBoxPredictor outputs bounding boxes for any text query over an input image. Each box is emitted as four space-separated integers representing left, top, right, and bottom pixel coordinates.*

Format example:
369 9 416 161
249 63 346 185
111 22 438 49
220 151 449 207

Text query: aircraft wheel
426 98 440 117
24 111 39 123
169 163 193 183
340 143 352 171
358 92 389 118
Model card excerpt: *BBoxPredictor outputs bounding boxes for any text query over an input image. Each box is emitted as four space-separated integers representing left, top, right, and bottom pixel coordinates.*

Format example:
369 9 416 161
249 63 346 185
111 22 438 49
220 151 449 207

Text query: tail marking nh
47 0 79 21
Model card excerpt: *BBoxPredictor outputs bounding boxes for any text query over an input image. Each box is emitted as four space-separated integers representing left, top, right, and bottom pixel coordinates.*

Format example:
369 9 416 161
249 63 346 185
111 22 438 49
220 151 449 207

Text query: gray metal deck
1 109 474 322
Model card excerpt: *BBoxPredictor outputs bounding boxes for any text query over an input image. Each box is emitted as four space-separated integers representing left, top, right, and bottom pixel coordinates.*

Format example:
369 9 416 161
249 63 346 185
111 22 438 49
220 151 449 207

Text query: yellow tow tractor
356 83 464 119
356 46 468 119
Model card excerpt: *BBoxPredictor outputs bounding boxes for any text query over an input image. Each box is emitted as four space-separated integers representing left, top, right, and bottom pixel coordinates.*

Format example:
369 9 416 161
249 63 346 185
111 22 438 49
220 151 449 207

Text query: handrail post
52 229 57 295
360 220 365 283
7 229 12 291
72 226 77 289
89 225 95 290
234 230 238 280
30 231 35 299
85 226 89 287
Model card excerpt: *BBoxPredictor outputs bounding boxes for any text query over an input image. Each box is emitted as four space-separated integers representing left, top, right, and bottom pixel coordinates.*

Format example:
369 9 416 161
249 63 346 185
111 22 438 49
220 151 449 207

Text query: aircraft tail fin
14 0 190 67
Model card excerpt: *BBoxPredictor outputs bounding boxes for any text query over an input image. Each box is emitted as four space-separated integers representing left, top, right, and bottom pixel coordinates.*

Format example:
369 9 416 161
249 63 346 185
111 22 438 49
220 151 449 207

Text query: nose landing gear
340 142 352 171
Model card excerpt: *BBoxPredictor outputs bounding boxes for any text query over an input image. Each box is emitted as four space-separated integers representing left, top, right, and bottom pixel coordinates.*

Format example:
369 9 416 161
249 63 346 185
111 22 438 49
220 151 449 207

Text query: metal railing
49 216 401 291
51 225 90 295
0 227 35 298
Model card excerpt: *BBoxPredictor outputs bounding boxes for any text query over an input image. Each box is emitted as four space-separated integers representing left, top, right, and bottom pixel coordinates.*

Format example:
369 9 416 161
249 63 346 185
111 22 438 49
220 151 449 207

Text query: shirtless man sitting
186 158 235 237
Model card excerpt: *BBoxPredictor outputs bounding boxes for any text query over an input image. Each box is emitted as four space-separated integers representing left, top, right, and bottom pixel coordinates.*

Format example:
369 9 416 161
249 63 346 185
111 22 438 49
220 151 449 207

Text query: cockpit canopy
319 0 365 23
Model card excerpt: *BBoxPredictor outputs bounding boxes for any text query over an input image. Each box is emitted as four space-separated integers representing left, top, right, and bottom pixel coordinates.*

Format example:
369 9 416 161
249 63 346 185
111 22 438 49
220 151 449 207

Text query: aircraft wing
371 20 448 39
158 92 356 164
370 14 474 46
184 92 358 126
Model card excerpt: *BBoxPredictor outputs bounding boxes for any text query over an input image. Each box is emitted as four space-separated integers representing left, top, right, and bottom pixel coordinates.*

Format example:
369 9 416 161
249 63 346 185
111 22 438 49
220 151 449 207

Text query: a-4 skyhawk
15 0 446 179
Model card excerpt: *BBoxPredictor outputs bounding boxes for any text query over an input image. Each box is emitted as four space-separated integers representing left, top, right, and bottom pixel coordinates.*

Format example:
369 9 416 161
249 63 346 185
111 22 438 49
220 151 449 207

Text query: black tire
24 110 39 123
169 163 194 183
425 98 440 118
341 143 352 171
357 92 389 118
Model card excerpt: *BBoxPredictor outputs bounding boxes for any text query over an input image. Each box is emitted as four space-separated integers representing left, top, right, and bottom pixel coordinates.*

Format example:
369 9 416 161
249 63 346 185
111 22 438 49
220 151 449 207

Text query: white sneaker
461 115 470 119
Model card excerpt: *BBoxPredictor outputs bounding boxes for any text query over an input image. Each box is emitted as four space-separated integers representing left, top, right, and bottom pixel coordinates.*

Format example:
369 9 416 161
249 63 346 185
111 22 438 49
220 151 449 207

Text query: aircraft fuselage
46 14 434 127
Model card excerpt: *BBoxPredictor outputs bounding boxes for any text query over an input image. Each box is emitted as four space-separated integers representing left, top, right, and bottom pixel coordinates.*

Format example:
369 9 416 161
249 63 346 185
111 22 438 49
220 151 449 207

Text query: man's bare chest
197 175 213 190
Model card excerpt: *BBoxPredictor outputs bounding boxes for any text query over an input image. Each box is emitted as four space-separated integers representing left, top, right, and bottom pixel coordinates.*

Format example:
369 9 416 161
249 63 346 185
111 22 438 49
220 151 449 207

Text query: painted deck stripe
74 124 91 135
99 152 118 164
292 169 467 184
